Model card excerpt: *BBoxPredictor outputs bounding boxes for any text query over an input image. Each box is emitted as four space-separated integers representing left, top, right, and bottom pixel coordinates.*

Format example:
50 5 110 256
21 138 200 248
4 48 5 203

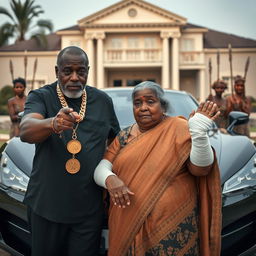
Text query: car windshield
104 89 198 128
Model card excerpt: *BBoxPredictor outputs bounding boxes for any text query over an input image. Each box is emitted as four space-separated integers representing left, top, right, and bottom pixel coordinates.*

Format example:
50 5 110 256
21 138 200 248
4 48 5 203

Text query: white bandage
188 113 214 167
94 159 116 188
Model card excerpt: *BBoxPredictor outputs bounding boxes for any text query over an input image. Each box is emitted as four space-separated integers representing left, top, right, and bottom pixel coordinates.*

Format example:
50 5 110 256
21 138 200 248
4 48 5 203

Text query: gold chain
56 84 87 122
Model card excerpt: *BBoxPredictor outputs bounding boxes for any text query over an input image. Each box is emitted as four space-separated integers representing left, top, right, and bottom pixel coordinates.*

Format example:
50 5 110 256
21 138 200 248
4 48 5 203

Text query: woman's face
133 88 164 131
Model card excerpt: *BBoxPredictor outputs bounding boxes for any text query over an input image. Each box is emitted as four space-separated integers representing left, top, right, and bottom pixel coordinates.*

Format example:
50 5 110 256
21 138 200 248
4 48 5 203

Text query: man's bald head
57 46 89 67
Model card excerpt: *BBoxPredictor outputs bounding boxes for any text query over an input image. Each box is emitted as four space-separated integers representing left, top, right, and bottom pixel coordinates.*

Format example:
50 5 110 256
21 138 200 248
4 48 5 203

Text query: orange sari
104 116 222 256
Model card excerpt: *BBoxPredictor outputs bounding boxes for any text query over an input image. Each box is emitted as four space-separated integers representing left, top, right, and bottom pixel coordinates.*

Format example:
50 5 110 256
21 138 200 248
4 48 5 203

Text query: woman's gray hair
132 81 169 112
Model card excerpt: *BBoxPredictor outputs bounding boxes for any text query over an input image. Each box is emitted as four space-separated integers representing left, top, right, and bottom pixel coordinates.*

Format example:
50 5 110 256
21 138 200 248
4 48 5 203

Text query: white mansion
0 0 255 101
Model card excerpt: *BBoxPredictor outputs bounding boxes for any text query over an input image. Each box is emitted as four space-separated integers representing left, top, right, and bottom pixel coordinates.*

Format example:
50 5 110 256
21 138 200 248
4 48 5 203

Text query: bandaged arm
188 113 214 167
94 159 116 188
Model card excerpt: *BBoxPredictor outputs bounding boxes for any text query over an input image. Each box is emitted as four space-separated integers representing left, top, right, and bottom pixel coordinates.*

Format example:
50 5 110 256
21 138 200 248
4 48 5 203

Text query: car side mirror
226 111 249 135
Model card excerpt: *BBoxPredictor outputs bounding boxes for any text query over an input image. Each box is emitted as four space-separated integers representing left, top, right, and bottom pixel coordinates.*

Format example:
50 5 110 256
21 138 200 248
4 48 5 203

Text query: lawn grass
250 126 256 132
0 129 9 134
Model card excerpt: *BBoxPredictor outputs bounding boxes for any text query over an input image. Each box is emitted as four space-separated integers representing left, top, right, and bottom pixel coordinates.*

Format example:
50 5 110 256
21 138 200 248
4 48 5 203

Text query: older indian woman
94 81 222 256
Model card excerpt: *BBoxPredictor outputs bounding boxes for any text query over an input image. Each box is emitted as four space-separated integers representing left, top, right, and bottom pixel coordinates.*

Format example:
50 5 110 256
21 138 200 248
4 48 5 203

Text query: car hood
5 137 34 177
4 132 256 186
210 130 256 183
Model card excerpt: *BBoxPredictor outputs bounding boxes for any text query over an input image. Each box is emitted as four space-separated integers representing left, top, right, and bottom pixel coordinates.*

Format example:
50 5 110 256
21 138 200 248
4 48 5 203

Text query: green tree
0 85 14 115
0 23 15 46
0 0 53 47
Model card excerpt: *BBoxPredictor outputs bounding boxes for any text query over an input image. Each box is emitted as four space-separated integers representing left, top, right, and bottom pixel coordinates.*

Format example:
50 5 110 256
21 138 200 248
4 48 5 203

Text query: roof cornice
0 51 59 56
82 22 182 29
78 0 186 27
56 30 83 35
204 48 256 53
182 28 208 33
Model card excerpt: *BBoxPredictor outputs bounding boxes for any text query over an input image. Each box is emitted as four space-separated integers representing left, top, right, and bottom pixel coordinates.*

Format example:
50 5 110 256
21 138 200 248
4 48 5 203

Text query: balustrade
105 49 161 63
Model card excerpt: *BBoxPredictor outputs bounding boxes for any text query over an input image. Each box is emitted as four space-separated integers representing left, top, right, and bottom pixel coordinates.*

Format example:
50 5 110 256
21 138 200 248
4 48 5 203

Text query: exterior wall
0 52 58 92
205 49 256 98
178 32 206 100
104 32 162 66
61 35 85 50
107 68 161 87
180 33 204 51
0 1 255 102
81 27 181 89
1 43 255 101
180 70 198 98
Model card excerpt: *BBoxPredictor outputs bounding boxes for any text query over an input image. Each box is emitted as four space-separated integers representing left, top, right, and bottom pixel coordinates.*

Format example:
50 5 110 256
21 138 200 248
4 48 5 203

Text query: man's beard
61 85 85 99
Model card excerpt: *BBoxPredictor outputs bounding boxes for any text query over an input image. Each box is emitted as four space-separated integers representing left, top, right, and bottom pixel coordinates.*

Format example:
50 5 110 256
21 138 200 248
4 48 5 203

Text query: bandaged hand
188 101 219 167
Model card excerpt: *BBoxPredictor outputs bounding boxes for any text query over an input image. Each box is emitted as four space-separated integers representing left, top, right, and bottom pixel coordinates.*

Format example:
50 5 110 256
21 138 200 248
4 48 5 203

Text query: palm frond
1 0 52 43
31 30 48 48
0 23 15 46
0 7 15 22
37 19 53 32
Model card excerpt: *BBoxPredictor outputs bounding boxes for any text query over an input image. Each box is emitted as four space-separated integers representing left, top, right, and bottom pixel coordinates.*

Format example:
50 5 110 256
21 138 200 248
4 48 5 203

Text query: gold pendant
65 158 80 174
67 140 82 154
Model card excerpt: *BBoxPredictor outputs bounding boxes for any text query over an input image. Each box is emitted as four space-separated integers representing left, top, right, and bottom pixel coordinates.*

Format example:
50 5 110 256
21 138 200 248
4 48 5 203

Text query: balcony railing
105 49 204 66
180 51 204 65
105 48 161 63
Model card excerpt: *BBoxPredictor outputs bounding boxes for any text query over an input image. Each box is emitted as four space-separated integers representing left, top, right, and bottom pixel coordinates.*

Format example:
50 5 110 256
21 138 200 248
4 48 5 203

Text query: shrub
0 85 14 115
252 102 256 112
0 105 8 115
0 85 14 104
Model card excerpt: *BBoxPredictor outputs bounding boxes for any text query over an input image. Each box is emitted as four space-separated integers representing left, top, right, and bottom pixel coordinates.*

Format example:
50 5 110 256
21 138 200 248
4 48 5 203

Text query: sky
0 0 256 40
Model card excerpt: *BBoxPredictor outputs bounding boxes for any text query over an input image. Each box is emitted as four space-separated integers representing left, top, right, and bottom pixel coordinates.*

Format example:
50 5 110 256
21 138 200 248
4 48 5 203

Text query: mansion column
160 32 170 89
96 32 105 89
199 69 206 102
84 33 95 86
171 35 180 91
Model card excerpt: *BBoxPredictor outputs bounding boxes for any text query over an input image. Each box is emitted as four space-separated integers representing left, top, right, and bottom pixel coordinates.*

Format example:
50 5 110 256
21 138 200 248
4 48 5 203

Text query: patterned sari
104 116 222 256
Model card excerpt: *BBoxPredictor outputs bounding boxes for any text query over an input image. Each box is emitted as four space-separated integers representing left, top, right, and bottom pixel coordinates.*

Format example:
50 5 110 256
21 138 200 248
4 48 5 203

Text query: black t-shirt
23 82 120 223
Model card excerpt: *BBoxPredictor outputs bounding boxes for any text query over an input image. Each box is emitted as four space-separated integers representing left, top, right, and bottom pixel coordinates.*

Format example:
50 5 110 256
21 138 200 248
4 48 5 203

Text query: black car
0 88 256 256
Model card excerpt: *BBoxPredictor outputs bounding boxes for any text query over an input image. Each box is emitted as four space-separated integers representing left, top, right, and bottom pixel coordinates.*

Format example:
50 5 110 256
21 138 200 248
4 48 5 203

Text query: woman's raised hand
105 175 134 208
190 101 220 121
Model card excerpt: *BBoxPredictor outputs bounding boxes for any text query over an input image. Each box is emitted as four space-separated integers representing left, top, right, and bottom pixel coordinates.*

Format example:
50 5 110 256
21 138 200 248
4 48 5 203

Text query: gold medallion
56 84 87 175
65 158 80 174
67 140 82 154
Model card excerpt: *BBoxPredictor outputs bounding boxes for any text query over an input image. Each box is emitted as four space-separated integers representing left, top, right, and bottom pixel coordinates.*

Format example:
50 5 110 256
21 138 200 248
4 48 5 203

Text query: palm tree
0 23 15 46
0 0 53 47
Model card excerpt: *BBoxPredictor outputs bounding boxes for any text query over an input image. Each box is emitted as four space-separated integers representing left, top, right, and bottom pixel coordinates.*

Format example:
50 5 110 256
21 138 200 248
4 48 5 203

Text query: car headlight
0 151 29 192
223 153 256 195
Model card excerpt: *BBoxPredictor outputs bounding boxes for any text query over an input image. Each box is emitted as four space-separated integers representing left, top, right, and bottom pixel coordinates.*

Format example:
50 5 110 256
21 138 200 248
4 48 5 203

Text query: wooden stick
31 58 38 90
217 49 220 81
244 56 250 81
228 44 234 96
243 56 250 98
9 59 14 81
208 58 212 96
24 50 28 81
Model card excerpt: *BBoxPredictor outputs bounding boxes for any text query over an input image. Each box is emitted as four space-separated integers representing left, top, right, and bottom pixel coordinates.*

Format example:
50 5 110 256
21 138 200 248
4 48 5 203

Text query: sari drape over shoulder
104 117 222 256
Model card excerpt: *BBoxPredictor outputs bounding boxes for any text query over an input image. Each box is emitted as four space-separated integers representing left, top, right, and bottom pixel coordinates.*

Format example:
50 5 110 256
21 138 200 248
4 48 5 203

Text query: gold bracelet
51 117 62 134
